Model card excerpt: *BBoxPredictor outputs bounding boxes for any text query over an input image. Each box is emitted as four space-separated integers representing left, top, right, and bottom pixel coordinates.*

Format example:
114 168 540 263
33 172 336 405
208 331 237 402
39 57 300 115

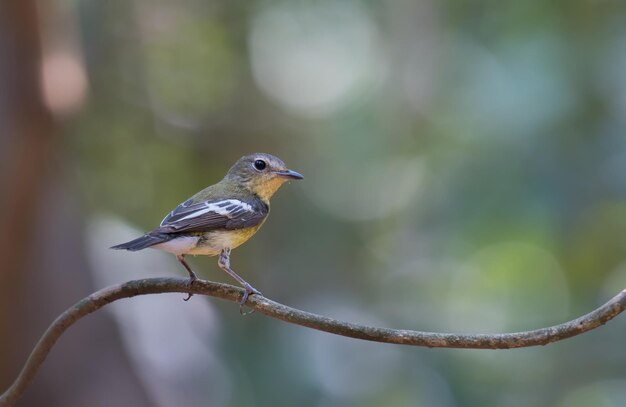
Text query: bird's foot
239 284 262 315
183 275 197 302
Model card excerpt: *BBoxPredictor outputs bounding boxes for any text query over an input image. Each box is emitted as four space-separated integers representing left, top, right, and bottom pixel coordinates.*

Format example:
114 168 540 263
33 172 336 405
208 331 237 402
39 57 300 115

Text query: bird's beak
275 169 304 180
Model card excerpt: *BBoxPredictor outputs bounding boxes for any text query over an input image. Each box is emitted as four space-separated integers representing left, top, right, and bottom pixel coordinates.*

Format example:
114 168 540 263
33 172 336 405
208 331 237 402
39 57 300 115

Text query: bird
111 153 303 312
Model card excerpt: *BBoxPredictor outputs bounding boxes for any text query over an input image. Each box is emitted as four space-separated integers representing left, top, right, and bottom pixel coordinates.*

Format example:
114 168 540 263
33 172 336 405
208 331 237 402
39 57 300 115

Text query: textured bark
1 278 624 406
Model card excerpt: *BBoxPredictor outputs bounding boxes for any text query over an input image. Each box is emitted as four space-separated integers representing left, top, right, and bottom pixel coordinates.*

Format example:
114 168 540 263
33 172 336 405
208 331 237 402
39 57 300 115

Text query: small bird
111 153 303 311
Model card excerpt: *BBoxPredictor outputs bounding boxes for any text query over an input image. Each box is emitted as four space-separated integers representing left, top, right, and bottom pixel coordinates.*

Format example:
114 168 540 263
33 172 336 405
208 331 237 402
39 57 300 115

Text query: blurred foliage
40 0 626 405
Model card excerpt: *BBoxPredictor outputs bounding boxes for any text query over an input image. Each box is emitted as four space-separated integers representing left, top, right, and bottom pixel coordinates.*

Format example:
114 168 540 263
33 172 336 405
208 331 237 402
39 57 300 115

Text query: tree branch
1 278 625 406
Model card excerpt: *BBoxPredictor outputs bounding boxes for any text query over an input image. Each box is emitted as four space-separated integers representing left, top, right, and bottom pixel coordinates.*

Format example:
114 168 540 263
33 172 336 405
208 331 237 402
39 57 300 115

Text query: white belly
150 229 257 257
151 236 203 256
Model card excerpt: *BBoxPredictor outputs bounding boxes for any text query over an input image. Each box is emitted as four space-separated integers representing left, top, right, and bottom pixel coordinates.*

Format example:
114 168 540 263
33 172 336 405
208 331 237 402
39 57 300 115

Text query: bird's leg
218 248 261 314
177 254 197 301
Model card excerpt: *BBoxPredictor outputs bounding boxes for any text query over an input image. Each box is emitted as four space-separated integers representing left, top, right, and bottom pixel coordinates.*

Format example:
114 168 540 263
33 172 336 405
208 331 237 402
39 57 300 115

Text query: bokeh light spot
249 1 385 118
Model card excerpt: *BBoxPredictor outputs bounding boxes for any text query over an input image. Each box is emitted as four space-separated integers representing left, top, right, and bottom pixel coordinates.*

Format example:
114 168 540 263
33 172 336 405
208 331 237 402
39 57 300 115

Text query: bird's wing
156 198 267 233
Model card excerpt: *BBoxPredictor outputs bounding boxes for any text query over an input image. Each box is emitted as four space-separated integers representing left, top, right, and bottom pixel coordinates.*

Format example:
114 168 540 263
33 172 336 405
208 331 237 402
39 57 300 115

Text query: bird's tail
110 233 172 251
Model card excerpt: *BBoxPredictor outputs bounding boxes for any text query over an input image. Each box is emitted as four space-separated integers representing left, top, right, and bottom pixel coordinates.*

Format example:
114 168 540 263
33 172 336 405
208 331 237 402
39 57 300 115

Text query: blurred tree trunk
0 0 56 387
0 2 151 405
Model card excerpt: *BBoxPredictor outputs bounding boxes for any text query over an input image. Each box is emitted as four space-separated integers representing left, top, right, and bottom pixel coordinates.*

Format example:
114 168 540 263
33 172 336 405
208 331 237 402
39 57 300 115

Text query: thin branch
1 278 625 406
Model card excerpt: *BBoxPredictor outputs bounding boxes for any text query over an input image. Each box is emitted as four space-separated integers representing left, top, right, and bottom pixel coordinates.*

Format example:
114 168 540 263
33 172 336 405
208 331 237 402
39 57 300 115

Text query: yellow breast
188 225 264 256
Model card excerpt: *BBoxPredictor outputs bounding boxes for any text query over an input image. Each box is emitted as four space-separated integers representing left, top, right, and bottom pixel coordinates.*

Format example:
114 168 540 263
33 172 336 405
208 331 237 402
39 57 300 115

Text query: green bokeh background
4 0 626 406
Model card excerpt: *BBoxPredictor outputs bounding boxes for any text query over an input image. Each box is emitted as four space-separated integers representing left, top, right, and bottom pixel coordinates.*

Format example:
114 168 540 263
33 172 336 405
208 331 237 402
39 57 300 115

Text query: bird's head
224 153 303 201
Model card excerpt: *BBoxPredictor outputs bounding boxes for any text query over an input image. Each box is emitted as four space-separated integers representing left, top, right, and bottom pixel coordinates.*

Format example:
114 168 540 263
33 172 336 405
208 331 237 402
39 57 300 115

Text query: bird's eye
254 159 267 171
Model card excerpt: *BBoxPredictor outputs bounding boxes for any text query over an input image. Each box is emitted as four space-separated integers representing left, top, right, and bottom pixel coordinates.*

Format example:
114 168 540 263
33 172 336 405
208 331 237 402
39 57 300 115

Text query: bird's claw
239 284 262 315
183 276 197 302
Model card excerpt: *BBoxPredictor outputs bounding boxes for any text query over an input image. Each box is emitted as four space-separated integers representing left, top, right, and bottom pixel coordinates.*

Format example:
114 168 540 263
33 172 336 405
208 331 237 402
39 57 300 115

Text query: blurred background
1 0 626 406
